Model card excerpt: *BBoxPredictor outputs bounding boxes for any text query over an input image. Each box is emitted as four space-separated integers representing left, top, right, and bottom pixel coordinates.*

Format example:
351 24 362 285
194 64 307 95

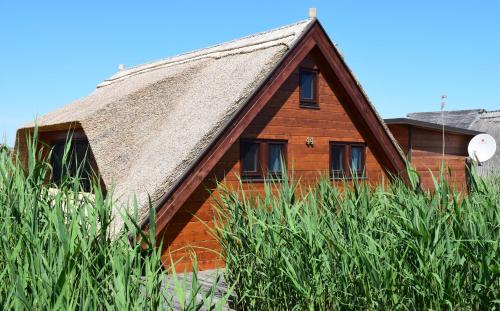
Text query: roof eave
385 118 483 136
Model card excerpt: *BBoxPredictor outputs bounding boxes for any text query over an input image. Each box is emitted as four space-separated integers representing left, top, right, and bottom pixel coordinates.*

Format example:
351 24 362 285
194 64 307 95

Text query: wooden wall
387 124 471 191
160 55 390 271
388 124 409 156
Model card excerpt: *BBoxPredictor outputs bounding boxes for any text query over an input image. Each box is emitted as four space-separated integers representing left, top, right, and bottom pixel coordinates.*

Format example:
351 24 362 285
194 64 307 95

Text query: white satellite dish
468 133 496 163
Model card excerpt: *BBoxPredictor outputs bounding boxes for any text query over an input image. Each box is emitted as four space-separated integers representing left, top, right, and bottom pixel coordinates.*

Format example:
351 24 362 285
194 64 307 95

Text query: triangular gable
143 20 408 237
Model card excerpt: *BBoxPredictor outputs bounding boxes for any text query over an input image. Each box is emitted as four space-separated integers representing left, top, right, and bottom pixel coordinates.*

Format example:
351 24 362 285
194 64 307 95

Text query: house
407 109 499 175
385 118 482 190
16 16 410 271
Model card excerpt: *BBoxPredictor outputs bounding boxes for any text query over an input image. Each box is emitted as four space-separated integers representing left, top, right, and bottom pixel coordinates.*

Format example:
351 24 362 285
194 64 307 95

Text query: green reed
213 166 499 310
0 129 228 310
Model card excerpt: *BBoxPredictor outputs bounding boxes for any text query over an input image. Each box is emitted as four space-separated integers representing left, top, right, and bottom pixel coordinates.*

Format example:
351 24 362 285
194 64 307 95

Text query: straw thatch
17 19 315 232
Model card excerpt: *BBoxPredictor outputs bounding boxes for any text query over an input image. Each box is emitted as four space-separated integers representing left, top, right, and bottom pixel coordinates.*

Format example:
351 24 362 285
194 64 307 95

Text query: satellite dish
468 133 496 163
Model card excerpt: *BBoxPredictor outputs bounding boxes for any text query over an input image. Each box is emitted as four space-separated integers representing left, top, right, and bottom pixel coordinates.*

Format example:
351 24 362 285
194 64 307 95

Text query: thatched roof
17 19 315 231
408 109 500 175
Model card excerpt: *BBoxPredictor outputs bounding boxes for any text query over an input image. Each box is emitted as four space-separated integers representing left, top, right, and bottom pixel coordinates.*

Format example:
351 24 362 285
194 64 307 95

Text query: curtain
269 144 282 173
351 147 362 172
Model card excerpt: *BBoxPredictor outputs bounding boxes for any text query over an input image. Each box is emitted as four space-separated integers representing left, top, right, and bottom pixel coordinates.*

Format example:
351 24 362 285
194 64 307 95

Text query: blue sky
1 1 499 146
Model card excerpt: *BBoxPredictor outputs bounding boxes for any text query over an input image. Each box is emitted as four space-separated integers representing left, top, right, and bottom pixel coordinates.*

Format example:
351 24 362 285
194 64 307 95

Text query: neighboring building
385 118 482 190
407 109 499 175
16 17 410 271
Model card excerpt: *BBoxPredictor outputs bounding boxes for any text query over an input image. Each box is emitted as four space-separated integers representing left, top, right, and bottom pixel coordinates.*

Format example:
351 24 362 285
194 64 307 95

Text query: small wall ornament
306 136 314 146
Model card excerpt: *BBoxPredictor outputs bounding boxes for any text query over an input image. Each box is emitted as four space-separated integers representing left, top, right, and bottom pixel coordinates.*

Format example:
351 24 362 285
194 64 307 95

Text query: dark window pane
268 144 284 174
241 142 259 173
51 140 92 192
351 146 364 175
51 142 65 185
72 141 92 191
331 145 344 176
300 71 315 100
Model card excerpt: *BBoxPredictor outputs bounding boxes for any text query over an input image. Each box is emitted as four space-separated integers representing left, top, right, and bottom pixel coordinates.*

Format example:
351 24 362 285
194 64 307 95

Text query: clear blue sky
1 1 499 146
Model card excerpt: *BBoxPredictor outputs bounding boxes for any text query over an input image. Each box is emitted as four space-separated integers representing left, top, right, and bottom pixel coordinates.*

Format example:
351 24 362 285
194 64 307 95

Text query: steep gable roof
17 19 408 234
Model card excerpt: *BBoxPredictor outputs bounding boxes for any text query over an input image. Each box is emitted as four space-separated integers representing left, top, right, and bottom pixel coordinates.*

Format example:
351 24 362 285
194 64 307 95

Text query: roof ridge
98 19 312 88
97 39 292 88
126 19 311 72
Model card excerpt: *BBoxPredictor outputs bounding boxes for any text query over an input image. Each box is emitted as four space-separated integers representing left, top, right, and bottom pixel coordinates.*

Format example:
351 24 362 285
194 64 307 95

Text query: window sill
299 102 320 109
331 176 367 181
241 176 284 183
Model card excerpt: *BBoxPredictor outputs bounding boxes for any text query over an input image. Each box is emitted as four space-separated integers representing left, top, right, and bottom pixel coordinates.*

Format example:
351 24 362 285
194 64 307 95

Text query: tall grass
3 131 498 309
0 132 228 310
214 168 500 310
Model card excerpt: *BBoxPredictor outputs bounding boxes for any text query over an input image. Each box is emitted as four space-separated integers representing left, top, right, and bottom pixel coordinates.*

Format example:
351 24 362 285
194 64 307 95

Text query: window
330 142 366 179
268 143 284 174
241 142 260 177
299 69 318 108
331 145 344 178
51 139 94 192
350 146 364 174
240 140 287 179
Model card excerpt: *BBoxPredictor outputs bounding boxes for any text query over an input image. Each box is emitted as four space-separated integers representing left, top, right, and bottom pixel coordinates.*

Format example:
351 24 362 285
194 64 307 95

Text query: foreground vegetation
0 136 228 310
1 134 499 310
214 169 500 310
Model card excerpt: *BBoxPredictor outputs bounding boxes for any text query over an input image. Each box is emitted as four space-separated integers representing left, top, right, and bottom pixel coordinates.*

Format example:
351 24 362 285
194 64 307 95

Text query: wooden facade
386 121 478 191
148 21 408 247
160 54 392 271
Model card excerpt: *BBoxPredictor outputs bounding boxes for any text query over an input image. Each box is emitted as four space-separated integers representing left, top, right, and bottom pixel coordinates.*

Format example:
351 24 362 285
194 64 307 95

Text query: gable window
240 139 287 179
330 142 366 179
299 69 318 108
51 139 94 192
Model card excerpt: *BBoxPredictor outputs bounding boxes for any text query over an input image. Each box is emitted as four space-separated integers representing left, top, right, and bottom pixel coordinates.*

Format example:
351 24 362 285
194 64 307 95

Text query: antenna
468 134 496 164
440 94 447 159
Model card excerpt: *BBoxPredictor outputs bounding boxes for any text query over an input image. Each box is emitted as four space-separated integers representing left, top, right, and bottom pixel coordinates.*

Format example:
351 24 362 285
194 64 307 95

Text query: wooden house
16 17 414 271
407 109 499 176
385 118 481 191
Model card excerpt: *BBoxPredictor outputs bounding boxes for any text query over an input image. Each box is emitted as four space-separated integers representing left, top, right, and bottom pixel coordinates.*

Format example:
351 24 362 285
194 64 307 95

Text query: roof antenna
440 94 447 159
309 7 317 19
